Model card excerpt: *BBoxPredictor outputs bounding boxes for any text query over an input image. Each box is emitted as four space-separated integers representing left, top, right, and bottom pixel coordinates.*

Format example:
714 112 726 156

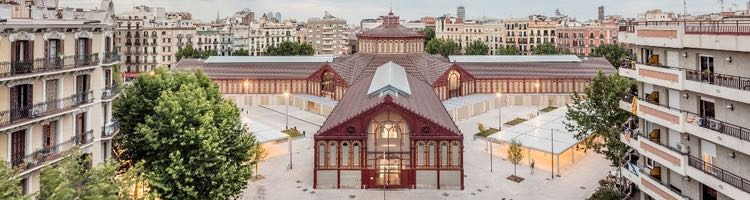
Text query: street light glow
283 92 290 96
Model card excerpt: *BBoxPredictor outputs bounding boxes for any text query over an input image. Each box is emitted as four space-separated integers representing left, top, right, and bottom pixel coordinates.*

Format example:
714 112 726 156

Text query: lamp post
551 128 554 179
284 92 292 170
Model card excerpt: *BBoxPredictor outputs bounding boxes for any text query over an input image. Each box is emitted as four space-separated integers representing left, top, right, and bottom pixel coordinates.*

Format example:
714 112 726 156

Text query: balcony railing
685 111 750 142
103 51 120 64
102 85 121 100
0 91 94 128
10 135 78 169
685 69 750 91
74 53 100 67
640 168 692 200
0 57 66 78
620 20 750 35
102 120 119 138
688 155 750 193
76 130 95 146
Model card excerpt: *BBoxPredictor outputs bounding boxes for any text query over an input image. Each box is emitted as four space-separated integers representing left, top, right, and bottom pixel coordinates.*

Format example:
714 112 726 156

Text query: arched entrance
321 70 335 99
448 70 461 98
367 110 410 188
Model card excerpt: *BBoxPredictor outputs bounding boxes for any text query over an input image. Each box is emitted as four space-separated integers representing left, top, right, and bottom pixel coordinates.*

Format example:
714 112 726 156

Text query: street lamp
284 92 292 170
496 92 503 130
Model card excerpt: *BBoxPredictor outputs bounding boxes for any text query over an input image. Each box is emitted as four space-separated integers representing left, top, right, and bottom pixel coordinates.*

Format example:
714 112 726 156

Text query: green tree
265 41 314 56
425 38 460 57
464 40 489 55
0 161 25 200
532 42 559 55
250 143 269 179
507 139 524 177
200 50 218 58
591 44 631 69
39 150 119 200
175 45 200 61
419 28 435 45
496 45 520 55
565 71 634 167
588 181 624 200
231 48 249 56
114 68 256 199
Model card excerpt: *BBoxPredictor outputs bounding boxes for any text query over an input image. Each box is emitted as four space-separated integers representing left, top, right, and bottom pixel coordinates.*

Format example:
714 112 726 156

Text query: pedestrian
530 159 535 175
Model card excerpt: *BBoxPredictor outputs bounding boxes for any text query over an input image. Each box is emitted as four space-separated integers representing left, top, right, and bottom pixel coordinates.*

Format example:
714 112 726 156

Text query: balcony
684 112 750 156
102 120 119 139
636 96 685 132
639 169 690 200
10 135 79 173
0 54 99 81
636 63 684 90
638 131 687 175
102 85 121 100
618 60 638 79
683 21 750 52
102 51 120 65
0 91 94 129
617 21 683 48
620 94 635 112
685 69 750 104
687 156 750 200
74 53 101 67
76 130 95 146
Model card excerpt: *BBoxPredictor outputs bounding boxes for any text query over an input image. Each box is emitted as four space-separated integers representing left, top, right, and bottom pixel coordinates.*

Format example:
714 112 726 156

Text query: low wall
447 94 573 121
224 94 336 117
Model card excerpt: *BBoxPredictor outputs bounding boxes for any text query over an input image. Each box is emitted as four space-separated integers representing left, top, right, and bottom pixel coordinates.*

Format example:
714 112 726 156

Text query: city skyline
59 0 743 23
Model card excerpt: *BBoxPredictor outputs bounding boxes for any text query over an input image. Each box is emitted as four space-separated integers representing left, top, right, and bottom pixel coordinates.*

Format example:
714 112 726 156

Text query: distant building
305 12 352 55
421 16 437 29
116 5 197 81
231 19 297 56
360 18 425 32
275 12 282 21
641 9 675 22
555 20 619 56
457 5 465 19
598 6 605 21
229 9 255 25
436 15 559 55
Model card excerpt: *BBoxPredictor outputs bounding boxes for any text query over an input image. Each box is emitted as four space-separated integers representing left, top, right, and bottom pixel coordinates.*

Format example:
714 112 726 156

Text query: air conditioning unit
675 143 690 154
709 121 722 131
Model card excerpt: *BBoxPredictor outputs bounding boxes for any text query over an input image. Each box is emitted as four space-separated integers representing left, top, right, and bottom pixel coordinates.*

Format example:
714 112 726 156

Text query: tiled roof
356 23 425 38
173 58 326 80
328 53 452 85
456 57 616 79
317 71 460 135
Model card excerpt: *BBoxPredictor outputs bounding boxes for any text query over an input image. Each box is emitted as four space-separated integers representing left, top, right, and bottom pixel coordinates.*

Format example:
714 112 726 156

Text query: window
428 142 436 166
440 142 448 166
318 143 326 167
451 142 460 166
353 143 360 167
417 142 425 166
341 142 349 167
379 121 399 139
329 142 337 167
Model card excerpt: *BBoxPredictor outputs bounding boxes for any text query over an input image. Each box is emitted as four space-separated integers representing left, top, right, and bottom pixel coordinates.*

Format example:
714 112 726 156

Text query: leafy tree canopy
265 41 315 56
39 150 120 200
175 45 218 61
425 38 460 57
0 162 25 200
231 48 249 56
113 68 256 199
532 42 560 55
591 44 631 69
496 45 520 55
464 40 489 55
420 28 435 45
565 71 634 166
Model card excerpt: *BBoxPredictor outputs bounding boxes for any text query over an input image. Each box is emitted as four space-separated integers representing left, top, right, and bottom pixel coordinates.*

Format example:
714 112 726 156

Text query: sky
59 0 746 24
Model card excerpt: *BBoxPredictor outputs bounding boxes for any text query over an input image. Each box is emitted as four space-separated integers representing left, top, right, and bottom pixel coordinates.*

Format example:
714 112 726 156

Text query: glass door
377 157 400 187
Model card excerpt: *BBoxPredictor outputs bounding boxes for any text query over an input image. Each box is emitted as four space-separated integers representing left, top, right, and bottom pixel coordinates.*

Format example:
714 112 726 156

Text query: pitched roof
456 57 616 79
356 23 425 38
317 71 460 135
328 53 452 85
173 57 328 80
367 62 412 96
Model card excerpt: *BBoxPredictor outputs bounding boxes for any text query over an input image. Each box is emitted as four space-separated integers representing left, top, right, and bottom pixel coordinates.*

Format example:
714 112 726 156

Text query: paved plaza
240 105 612 200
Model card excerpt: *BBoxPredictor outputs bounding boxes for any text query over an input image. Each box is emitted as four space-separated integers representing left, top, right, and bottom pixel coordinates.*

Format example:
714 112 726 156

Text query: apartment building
305 12 352 55
230 19 297 56
435 15 559 55
555 19 619 56
618 18 750 200
115 6 195 81
0 0 120 195
194 24 233 56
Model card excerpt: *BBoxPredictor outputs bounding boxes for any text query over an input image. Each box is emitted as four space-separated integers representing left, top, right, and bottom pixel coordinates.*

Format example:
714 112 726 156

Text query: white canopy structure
488 106 581 155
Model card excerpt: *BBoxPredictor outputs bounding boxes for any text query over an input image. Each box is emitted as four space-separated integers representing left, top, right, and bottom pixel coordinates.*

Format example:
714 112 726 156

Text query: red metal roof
317 71 461 135
457 57 616 79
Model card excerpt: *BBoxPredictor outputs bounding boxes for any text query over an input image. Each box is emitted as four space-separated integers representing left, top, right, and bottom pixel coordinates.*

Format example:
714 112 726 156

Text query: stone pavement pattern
240 105 612 200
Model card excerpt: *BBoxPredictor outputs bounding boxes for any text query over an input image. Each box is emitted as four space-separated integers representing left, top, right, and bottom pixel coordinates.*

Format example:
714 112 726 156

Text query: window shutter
44 40 49 59
75 39 80 56
27 41 34 61
59 39 64 56
26 85 33 107
10 86 18 111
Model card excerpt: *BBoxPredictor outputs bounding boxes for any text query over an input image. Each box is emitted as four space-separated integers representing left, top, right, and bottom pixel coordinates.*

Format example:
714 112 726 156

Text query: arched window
417 142 425 166
428 142 436 167
451 142 460 166
448 70 461 98
329 142 337 167
353 142 360 167
440 142 449 166
321 71 335 99
318 143 326 167
341 142 350 167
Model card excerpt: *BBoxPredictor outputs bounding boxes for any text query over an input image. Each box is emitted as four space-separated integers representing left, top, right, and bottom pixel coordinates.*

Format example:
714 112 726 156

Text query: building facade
555 20 619 56
305 12 352 55
0 0 120 195
231 19 297 56
618 19 750 200
115 5 195 81
175 11 614 191
435 15 559 55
